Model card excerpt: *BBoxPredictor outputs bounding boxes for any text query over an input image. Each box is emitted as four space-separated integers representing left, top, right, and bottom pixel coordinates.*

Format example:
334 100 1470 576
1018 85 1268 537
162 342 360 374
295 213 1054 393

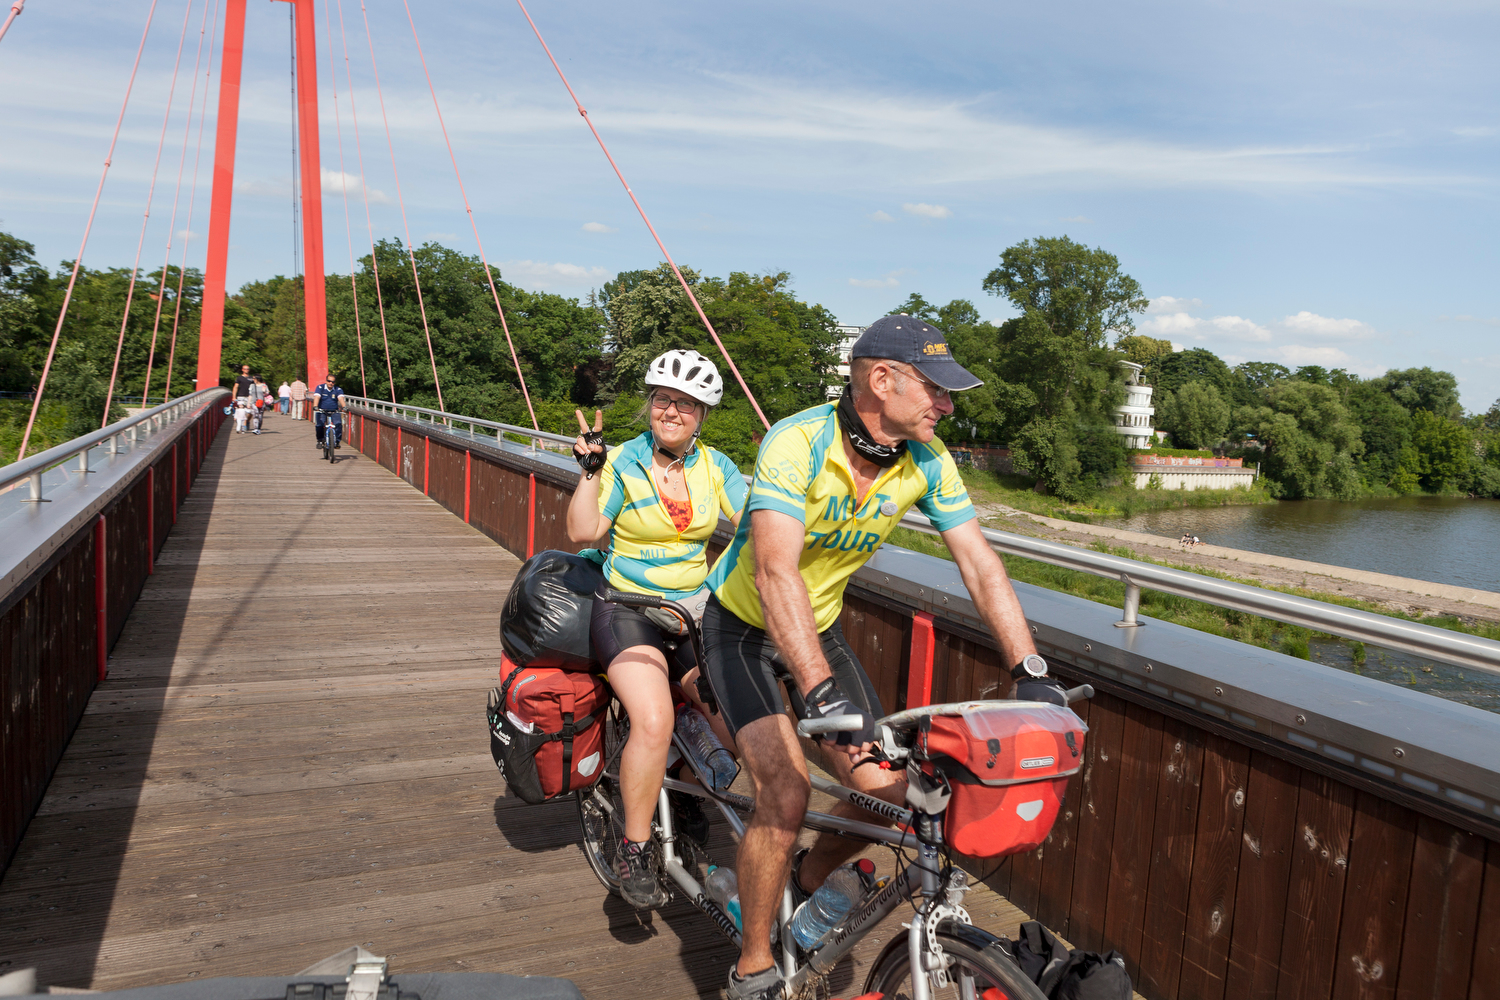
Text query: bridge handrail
349 396 1500 677
0 387 229 500
344 396 579 450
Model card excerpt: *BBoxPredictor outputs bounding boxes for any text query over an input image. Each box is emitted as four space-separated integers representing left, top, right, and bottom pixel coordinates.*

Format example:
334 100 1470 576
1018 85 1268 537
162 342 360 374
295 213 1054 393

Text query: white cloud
1061 215 1092 223
1443 314 1500 327
581 222 617 234
500 259 612 291
1210 315 1273 341
903 202 952 219
233 177 289 198
1278 311 1373 338
176 229 198 242
422 232 458 243
869 210 894 223
320 169 390 204
1139 312 1203 336
1453 126 1497 138
1272 344 1354 366
1146 295 1202 314
849 275 901 289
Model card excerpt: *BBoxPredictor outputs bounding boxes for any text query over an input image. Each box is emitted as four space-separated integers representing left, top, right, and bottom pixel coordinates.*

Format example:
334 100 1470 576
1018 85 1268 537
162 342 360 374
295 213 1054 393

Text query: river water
1110 495 1500 712
1112 495 1500 592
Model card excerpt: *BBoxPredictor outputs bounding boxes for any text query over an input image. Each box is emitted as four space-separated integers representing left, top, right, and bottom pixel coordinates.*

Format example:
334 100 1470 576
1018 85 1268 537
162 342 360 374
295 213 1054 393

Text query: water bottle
675 705 738 791
704 865 741 930
788 861 873 950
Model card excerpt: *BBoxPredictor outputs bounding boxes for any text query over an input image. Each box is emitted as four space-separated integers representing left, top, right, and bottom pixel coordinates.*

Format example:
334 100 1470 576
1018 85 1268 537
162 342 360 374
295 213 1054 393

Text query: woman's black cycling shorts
590 598 697 682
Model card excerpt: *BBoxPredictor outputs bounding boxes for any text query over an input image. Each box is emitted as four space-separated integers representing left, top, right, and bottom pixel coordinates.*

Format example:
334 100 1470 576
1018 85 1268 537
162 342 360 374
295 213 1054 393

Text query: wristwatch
1010 654 1048 680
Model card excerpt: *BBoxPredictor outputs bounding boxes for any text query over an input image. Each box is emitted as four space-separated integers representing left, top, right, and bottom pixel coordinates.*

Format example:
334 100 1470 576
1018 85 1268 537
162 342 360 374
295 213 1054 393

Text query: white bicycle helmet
644 349 724 407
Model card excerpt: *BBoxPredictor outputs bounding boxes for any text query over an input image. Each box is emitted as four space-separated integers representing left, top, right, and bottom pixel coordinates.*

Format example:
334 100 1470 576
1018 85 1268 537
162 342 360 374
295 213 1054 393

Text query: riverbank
957 467 1275 521
975 502 1500 624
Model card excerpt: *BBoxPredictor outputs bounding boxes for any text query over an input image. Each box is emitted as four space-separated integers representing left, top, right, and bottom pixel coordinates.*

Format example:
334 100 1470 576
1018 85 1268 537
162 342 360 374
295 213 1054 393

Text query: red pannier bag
922 702 1088 859
486 654 609 805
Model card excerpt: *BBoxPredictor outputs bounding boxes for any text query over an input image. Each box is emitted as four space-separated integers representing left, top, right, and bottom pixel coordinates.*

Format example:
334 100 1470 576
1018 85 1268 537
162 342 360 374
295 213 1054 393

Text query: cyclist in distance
566 349 747 909
312 374 347 450
702 315 1051 1000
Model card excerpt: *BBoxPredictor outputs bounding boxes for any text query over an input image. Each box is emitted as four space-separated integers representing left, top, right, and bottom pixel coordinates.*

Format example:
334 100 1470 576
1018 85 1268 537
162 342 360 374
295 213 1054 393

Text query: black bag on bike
499 550 606 671
1009 921 1132 1000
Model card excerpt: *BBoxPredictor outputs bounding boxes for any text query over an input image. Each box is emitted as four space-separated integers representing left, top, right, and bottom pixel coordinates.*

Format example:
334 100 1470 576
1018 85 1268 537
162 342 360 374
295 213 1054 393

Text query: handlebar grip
596 586 663 610
797 718 860 737
1064 684 1094 705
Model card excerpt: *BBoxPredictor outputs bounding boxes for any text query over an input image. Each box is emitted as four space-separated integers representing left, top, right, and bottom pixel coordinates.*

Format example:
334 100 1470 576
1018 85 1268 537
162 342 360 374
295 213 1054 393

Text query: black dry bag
499 550 606 670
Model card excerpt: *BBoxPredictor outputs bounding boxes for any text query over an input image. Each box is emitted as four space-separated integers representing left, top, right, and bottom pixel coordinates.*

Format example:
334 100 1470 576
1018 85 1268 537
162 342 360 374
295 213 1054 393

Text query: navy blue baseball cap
850 314 983 391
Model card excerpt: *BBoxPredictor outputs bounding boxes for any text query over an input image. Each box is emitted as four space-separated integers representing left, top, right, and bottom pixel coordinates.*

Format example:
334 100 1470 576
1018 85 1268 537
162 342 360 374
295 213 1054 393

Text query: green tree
0 231 48 392
1346 380 1413 491
1147 347 1236 397
1375 367 1462 421
1157 382 1231 450
1235 381 1364 499
49 341 123 437
972 236 1144 497
1115 334 1173 367
1407 409 1471 492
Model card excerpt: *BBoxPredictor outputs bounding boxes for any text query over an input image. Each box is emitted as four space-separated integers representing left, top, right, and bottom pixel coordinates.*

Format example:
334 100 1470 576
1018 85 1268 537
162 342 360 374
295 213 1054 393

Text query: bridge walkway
0 418 1033 996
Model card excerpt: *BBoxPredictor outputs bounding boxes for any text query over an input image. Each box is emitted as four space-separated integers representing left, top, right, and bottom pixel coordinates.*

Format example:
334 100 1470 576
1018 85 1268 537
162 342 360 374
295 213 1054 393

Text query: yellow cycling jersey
597 432 748 600
708 402 975 631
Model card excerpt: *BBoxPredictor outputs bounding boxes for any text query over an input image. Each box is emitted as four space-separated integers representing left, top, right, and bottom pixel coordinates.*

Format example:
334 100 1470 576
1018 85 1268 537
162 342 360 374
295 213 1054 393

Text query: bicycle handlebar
794 684 1094 739
596 586 663 610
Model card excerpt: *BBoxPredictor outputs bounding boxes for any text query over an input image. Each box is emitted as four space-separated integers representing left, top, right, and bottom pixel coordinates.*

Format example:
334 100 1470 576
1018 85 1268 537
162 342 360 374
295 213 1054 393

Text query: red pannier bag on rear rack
486 654 609 805
921 702 1088 859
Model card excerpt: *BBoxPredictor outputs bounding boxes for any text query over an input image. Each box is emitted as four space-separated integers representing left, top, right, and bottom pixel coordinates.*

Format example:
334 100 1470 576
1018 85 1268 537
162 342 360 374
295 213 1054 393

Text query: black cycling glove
574 430 606 473
1013 675 1069 707
804 680 877 747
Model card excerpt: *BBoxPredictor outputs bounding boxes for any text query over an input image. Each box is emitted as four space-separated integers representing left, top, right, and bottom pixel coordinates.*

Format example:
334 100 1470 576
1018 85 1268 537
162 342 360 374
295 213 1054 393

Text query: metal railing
348 396 1500 678
1 388 229 502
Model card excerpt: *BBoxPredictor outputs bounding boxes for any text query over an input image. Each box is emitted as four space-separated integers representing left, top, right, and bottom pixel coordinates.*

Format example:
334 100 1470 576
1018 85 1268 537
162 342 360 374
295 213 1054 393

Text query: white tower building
1112 361 1156 450
828 324 865 398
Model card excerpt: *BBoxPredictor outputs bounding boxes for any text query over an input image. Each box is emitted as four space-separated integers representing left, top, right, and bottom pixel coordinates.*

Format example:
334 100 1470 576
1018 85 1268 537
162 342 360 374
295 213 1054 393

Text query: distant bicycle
317 408 344 463
577 587 1093 1000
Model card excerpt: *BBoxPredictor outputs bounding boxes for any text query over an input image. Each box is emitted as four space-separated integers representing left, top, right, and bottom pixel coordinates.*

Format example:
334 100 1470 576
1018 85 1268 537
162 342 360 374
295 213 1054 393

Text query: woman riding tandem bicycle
565 349 746 908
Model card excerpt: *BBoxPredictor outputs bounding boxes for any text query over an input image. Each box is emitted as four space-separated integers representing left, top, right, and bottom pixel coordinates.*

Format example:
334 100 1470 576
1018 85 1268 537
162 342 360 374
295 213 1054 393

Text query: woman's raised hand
573 409 606 474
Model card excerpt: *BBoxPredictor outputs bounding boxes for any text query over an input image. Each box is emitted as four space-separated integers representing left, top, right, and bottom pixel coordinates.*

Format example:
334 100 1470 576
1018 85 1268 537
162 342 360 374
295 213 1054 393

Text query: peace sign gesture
573 409 606 475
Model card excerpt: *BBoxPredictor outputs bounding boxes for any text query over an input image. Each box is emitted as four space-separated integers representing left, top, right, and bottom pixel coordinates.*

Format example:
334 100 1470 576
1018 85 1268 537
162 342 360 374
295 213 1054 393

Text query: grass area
0 399 70 466
887 525 1500 670
955 465 1275 523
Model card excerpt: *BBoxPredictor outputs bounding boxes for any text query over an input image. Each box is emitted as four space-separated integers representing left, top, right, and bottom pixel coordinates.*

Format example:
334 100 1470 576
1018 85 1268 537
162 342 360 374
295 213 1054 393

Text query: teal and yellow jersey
708 403 976 632
598 432 748 600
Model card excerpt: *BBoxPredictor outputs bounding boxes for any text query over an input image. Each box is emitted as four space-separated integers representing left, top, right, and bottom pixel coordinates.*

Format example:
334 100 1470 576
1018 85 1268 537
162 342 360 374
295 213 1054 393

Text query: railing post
95 514 108 681
23 471 47 503
907 611 936 709
1115 574 1143 628
78 447 92 475
146 466 155 575
464 450 472 523
171 443 178 524
397 426 402 477
527 473 536 559
423 436 430 495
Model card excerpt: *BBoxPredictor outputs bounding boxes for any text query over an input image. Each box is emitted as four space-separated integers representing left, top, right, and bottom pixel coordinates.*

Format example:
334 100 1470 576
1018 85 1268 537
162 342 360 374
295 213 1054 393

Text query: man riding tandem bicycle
489 321 1125 1000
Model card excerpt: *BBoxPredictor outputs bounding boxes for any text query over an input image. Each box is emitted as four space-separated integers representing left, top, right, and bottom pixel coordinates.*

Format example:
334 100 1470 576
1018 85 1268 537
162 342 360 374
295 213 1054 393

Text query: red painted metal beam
423 437 430 495
94 514 107 681
196 0 248 392
464 450 471 523
283 0 327 384
527 473 536 558
146 466 156 576
907 611 936 709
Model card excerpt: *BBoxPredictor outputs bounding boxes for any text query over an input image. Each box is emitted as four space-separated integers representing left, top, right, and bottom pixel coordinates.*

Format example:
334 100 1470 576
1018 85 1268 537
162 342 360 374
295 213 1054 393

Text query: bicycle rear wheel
576 706 630 894
863 922 1046 1000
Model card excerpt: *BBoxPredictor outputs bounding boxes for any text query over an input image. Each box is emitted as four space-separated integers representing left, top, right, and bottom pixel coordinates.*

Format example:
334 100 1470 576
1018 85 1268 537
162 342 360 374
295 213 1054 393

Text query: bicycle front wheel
863 923 1046 1000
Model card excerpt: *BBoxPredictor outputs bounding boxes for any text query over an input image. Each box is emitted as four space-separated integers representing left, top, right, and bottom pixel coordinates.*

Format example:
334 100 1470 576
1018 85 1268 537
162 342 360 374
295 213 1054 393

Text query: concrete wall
1132 467 1258 491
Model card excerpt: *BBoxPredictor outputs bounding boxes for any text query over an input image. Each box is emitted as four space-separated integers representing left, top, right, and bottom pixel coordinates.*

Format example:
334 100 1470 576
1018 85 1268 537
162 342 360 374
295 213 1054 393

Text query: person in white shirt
278 381 292 416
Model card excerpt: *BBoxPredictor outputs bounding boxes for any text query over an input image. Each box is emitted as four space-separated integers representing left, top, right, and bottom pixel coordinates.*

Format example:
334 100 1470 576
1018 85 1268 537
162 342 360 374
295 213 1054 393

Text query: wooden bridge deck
0 418 1036 998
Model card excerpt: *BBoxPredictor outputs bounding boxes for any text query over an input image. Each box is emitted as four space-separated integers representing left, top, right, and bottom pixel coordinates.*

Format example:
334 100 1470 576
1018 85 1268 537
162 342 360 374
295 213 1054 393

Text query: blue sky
2 0 1497 410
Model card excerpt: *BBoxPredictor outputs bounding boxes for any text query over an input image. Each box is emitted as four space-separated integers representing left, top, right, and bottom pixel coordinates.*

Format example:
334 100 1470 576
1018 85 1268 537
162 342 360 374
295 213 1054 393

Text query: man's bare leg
732 713 810 978
796 741 907 889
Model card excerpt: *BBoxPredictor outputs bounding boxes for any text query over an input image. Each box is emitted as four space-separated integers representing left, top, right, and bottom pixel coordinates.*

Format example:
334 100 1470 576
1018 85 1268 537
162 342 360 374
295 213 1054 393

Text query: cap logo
922 342 949 355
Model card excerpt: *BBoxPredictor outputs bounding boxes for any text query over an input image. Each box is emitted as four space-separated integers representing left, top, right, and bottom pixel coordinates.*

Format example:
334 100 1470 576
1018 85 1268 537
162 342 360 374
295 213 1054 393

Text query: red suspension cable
16 0 162 461
164 0 221 401
514 0 771 431
322 0 367 399
102 0 198 426
142 0 213 407
334 0 396 402
0 0 26 46
358 0 445 411
401 0 539 432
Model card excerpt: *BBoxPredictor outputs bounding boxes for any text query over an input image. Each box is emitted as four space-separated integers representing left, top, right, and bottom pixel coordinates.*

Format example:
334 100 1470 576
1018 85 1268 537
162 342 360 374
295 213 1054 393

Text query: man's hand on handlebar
803 679 877 757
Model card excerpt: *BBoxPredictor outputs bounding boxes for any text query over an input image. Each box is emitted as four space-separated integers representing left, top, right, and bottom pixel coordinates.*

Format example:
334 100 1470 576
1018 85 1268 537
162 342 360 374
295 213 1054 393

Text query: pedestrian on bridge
278 381 291 416
233 364 254 403
289 378 308 420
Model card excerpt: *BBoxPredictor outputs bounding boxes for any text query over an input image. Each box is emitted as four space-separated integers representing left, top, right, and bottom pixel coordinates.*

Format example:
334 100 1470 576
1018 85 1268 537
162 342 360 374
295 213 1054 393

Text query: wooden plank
1102 700 1166 982
1177 733 1251 1000
1276 770 1358 1000
1225 750 1301 999
1331 792 1417 1000
1464 839 1500 1000
1137 718 1207 999
1066 689 1129 953
1032 690 1091 937
1390 817 1483 999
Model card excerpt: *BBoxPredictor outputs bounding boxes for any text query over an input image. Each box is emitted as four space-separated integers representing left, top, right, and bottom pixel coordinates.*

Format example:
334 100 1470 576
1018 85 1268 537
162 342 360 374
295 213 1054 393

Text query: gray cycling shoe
724 964 784 1000
615 838 668 909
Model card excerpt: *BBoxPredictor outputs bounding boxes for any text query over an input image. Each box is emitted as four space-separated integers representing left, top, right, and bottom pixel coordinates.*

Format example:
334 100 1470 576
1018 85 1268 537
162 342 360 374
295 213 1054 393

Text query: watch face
1021 654 1047 678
